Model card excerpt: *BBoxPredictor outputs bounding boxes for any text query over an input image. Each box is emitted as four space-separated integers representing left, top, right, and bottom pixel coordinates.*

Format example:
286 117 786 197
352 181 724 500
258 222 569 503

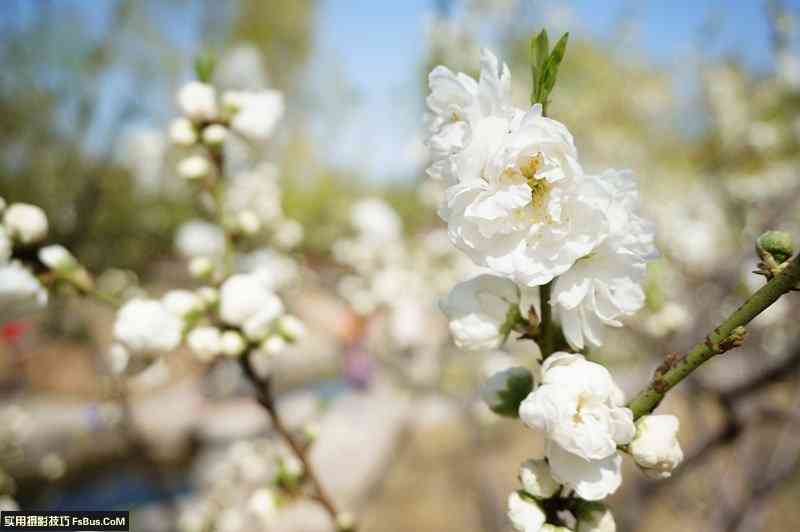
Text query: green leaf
542 32 569 95
481 366 534 418
194 52 216 83
530 30 550 105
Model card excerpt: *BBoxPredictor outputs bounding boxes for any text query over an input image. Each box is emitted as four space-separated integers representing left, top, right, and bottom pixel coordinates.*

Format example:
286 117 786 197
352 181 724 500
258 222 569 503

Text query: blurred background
1 1 800 531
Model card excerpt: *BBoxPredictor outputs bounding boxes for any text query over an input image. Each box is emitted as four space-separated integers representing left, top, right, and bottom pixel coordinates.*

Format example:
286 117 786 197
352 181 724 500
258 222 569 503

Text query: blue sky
314 0 791 180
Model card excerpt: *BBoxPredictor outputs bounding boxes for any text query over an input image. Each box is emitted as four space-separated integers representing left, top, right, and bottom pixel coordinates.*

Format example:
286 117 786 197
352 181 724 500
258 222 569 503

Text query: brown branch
238 353 348 529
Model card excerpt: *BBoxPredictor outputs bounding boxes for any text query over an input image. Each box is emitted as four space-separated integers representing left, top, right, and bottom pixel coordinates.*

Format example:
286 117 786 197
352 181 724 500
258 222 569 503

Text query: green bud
480 366 534 417
757 230 794 264
194 52 216 83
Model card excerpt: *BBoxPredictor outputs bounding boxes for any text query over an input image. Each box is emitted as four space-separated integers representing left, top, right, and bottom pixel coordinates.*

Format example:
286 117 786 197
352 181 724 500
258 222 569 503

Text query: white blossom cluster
333 197 475 364
177 438 303 532
0 199 89 323
110 71 306 377
426 49 683 530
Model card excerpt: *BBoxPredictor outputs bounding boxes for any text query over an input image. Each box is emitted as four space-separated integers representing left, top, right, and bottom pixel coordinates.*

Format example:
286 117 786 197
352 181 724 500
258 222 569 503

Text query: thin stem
238 354 345 525
538 280 556 358
628 254 800 419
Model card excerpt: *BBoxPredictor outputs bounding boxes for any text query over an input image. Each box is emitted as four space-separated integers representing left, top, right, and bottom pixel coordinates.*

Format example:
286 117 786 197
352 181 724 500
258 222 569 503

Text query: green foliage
529 30 569 111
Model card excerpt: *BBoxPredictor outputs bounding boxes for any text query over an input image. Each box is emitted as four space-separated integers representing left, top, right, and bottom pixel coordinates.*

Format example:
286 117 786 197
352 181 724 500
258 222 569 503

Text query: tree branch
628 253 800 419
238 354 348 529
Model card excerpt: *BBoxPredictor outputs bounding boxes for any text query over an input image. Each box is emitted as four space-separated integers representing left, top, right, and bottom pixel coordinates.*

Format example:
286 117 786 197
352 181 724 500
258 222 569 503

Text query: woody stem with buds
628 253 800 419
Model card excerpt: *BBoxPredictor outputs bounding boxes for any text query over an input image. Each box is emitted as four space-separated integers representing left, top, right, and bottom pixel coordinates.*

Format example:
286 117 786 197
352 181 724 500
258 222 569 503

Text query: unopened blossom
236 210 261 236
177 155 211 180
552 169 657 349
224 89 284 140
426 50 608 286
186 326 223 361
277 315 305 342
219 272 284 329
262 335 287 356
577 505 616 532
519 353 634 500
4 203 48 245
248 488 278 523
0 261 48 321
169 117 197 146
220 330 246 357
189 257 215 279
273 218 304 248
519 458 560 498
113 298 182 354
507 492 545 532
629 415 683 479
162 289 203 319
178 81 218 122
175 220 226 259
202 124 228 146
440 274 527 350
38 245 77 271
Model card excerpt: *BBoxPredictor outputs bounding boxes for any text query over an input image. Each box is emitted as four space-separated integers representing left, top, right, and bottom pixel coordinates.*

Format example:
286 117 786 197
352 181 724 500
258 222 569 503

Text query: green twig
628 254 800 419
538 280 556 358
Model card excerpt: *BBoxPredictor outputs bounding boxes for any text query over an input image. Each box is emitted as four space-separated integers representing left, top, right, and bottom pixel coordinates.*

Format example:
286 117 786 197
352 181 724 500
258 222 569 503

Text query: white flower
262 335 287 355
629 415 683 479
4 203 48 245
219 272 284 328
162 290 203 319
177 81 218 122
186 326 223 361
224 89 284 140
425 49 510 181
507 492 546 532
0 261 48 321
177 155 211 180
519 353 634 500
248 488 278 523
277 315 305 342
351 198 402 242
189 257 216 279
577 506 616 532
273 218 303 248
553 170 657 349
175 220 226 259
202 124 228 146
38 245 76 271
236 210 262 236
519 458 560 498
439 274 526 350
169 117 197 146
113 299 182 354
220 330 246 357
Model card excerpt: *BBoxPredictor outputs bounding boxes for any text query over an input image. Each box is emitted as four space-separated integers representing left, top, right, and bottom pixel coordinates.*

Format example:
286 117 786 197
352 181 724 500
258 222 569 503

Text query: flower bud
335 512 356 532
177 155 211 180
4 203 48 245
202 124 228 146
278 314 305 342
177 81 218 122
186 326 223 362
576 503 616 532
220 330 246 357
262 335 287 356
519 458 559 498
38 245 77 272
169 117 197 147
189 257 215 279
162 289 204 320
480 366 534 418
507 491 545 532
757 230 794 264
237 210 261 236
196 286 219 307
629 414 683 479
